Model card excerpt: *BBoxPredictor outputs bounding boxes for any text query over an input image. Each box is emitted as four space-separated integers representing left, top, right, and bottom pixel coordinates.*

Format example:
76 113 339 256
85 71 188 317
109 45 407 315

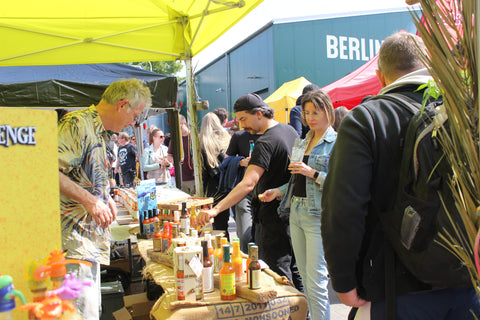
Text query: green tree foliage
127 61 184 78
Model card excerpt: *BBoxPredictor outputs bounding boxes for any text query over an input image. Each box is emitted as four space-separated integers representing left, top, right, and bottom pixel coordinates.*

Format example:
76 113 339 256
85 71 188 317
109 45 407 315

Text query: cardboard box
174 246 203 302
113 293 155 320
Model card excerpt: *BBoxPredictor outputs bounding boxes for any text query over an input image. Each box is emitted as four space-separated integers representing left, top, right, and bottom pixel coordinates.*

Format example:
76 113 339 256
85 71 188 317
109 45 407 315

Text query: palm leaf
412 0 480 292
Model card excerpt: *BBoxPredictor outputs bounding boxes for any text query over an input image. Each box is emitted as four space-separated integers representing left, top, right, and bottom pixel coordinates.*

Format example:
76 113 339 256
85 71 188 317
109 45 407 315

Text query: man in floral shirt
58 79 151 319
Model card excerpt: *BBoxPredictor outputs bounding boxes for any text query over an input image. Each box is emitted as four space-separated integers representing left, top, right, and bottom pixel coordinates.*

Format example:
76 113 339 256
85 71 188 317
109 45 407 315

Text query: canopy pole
186 58 203 196
134 123 145 180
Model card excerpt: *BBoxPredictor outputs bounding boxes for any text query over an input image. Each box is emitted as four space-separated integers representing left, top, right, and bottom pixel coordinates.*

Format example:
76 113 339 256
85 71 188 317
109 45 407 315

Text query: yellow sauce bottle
220 244 236 300
232 239 243 283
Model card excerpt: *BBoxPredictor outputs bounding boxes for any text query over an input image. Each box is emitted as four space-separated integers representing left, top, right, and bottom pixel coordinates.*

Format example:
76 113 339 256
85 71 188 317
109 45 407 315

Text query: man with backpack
321 31 479 319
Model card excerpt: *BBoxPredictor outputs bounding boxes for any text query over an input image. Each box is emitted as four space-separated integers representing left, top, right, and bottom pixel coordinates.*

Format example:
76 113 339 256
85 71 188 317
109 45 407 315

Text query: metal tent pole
185 58 203 196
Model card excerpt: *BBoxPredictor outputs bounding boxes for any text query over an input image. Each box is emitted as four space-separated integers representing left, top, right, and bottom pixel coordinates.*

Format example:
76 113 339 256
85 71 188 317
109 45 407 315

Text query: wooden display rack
157 196 213 211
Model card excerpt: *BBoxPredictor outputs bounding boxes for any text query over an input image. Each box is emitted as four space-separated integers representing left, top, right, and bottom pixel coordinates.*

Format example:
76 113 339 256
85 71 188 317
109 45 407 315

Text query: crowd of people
56 31 480 320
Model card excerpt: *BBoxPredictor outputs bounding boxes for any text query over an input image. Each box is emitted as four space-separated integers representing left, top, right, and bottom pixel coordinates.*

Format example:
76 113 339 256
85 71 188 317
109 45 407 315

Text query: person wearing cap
197 93 302 289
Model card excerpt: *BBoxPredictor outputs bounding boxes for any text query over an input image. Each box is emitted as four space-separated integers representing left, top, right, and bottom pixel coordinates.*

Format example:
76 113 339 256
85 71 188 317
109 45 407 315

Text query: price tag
189 255 203 278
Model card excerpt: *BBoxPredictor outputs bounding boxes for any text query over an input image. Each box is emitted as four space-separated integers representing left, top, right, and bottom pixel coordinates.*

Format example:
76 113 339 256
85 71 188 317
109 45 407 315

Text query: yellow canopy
264 76 312 123
0 0 263 66
0 0 263 202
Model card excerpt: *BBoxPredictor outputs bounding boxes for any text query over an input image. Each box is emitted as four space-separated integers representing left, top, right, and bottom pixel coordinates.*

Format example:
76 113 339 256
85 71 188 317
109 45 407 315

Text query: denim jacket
278 126 337 217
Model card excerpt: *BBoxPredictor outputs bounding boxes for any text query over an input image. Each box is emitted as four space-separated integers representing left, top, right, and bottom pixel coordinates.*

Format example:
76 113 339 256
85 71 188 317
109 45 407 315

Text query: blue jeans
371 287 480 320
290 196 330 320
235 194 253 253
67 260 101 320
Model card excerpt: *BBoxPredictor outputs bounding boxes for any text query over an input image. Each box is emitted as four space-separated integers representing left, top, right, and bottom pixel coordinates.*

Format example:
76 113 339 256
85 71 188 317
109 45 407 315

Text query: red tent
322 54 381 109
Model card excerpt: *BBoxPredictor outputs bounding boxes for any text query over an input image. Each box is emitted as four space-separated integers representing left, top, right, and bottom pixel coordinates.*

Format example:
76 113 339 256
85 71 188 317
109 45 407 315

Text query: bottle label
196 275 203 300
220 273 236 296
249 269 261 289
176 276 185 300
162 238 169 252
180 218 190 233
234 262 243 282
202 266 214 293
153 238 163 252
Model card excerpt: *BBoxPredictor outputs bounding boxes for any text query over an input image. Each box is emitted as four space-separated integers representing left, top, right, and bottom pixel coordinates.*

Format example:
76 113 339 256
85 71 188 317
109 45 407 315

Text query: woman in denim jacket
260 89 336 320
142 128 172 185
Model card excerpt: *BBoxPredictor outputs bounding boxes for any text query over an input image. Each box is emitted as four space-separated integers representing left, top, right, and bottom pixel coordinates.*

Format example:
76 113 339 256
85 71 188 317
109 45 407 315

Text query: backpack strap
385 240 396 320
370 93 422 114
363 93 421 320
367 93 447 180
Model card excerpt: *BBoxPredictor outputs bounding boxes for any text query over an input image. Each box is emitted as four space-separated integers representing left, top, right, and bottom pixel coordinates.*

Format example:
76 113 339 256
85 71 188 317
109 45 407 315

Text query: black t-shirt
250 122 298 200
293 155 309 197
118 143 137 173
226 129 261 157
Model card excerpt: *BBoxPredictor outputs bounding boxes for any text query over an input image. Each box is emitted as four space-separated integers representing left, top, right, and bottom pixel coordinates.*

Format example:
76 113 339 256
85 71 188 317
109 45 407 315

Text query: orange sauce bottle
220 244 236 300
162 221 170 252
176 252 185 300
153 229 163 252
232 239 243 283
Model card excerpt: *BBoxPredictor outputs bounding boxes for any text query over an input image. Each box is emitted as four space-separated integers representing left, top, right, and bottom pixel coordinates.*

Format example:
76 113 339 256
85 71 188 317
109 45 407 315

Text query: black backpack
373 93 471 288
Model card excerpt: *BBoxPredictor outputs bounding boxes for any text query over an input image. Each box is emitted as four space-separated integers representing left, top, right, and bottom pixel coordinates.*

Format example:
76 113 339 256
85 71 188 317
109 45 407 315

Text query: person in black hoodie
321 32 480 319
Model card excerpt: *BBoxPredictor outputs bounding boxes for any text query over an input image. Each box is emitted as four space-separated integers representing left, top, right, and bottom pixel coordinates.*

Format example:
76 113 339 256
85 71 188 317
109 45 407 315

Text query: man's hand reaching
85 198 115 229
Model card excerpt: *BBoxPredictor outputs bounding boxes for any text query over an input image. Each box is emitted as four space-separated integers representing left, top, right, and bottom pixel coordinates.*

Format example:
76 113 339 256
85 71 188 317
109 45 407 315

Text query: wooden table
136 240 308 320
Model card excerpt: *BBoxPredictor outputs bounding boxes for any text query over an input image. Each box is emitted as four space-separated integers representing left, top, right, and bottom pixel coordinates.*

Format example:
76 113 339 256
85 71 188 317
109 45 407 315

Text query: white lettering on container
326 35 383 61
0 125 37 147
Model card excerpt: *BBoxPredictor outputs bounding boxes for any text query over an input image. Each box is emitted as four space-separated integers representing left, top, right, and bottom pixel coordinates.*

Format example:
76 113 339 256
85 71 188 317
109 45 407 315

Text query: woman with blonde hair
260 89 336 320
200 112 232 238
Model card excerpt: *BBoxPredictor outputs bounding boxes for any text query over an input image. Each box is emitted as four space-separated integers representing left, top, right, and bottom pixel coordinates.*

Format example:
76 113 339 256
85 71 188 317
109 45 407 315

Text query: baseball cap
233 93 271 112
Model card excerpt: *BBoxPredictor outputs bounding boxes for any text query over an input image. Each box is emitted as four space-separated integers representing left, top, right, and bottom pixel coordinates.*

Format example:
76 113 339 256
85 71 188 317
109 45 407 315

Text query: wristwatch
313 171 320 180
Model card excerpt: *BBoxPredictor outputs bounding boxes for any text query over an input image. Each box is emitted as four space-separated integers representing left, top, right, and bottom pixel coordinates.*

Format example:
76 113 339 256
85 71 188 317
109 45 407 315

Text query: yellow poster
0 107 61 319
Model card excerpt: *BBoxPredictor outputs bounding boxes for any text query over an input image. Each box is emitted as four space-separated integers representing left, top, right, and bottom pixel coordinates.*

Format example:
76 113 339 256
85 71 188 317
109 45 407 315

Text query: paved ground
329 281 351 319
228 216 351 319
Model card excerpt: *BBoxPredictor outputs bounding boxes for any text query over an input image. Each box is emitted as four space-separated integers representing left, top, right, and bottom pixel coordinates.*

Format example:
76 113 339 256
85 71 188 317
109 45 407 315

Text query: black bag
373 93 471 288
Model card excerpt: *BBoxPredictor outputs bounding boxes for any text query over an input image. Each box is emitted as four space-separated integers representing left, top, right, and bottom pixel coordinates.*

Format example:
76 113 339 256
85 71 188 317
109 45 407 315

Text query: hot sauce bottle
202 240 214 293
248 245 261 290
153 228 163 252
162 221 170 252
220 244 236 300
246 242 255 285
232 239 243 283
180 202 190 235
176 252 185 300
213 235 222 273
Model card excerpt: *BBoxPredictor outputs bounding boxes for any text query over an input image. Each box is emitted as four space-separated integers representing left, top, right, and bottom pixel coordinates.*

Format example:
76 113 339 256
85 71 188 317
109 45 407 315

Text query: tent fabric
0 0 263 67
0 63 177 108
321 54 381 109
264 76 312 124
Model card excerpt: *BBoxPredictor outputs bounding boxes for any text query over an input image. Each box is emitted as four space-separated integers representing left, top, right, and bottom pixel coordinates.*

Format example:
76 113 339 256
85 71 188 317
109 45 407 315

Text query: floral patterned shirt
58 105 111 265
